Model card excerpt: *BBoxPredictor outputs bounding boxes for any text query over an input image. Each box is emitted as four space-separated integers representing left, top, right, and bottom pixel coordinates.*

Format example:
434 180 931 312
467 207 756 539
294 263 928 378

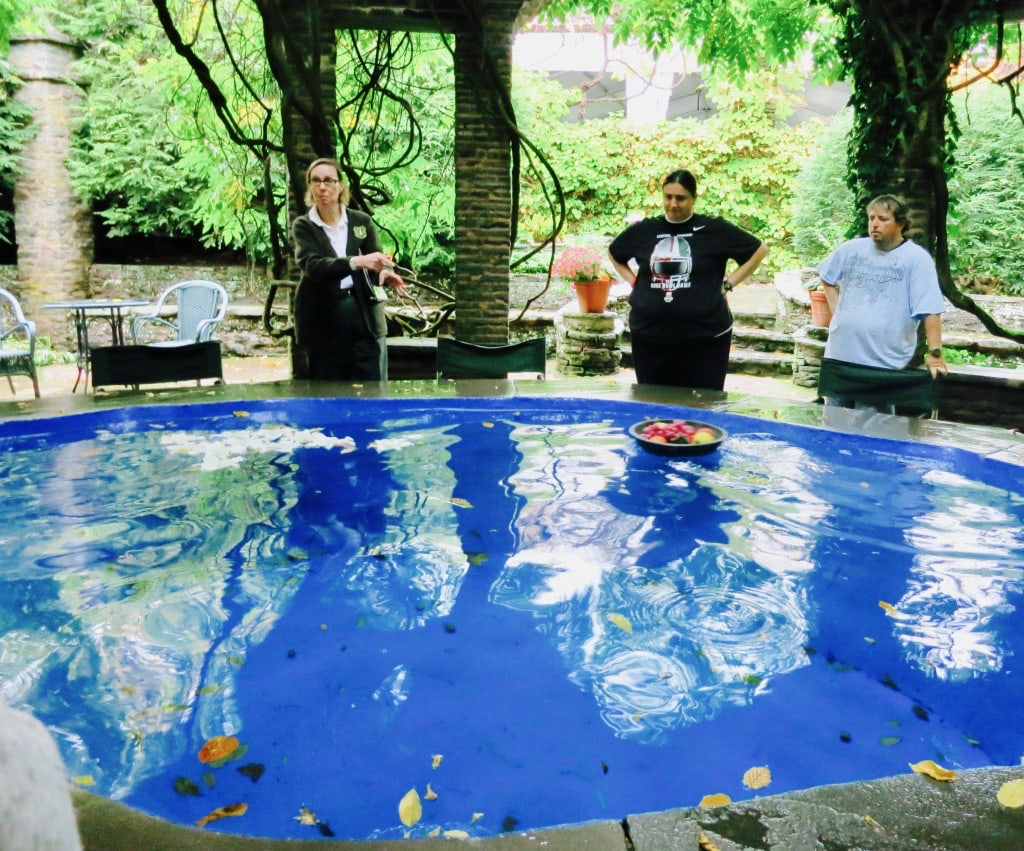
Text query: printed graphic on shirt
844 260 902 307
650 234 692 302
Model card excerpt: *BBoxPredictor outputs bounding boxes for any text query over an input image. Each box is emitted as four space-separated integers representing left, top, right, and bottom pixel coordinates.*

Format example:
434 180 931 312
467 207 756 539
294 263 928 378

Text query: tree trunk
842 0 1024 343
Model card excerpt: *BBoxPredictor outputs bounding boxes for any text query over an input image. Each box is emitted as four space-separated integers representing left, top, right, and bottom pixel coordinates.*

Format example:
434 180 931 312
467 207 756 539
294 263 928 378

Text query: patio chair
0 287 40 398
436 337 546 380
130 280 228 347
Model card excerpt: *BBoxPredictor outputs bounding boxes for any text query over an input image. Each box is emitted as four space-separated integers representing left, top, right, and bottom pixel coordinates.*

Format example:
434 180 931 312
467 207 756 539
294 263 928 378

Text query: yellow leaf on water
398 787 422 827
470 812 484 823
864 814 885 833
909 760 956 781
73 775 95 786
742 765 772 790
607 612 633 633
431 754 443 769
482 421 494 428
444 830 470 839
428 827 441 837
425 783 438 801
294 806 318 826
879 600 898 615
196 802 247 828
233 411 251 418
450 497 472 509
997 778 1024 808
699 793 732 807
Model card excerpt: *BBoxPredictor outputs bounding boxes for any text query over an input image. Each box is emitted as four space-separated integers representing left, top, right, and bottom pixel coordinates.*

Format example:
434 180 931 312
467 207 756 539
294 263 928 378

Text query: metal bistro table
44 299 150 392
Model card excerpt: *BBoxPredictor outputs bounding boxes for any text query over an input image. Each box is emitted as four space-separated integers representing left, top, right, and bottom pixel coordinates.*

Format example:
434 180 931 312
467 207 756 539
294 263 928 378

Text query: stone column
555 310 622 376
453 19 514 345
9 34 93 342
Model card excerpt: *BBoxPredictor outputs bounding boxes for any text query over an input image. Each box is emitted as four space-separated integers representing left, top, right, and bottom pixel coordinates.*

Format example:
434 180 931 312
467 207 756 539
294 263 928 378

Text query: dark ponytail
663 169 698 198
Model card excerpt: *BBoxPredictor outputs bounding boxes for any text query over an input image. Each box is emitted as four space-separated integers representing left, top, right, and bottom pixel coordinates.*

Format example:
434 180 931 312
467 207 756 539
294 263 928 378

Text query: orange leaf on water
908 760 956 781
198 735 239 764
879 600 898 616
195 802 247 828
699 793 732 807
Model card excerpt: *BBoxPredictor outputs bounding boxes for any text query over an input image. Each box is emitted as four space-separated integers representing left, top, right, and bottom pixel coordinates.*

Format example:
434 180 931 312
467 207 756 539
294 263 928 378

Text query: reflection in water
896 469 1024 680
0 400 1021 840
0 424 317 796
493 424 819 742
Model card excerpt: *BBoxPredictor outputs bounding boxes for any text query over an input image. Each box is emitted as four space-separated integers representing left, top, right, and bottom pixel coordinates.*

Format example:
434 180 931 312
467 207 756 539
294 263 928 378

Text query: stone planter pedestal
792 325 828 388
555 310 622 376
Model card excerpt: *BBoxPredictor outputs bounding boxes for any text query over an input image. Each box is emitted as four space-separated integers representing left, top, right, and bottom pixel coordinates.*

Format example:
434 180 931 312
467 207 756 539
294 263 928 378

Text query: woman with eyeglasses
291 158 405 380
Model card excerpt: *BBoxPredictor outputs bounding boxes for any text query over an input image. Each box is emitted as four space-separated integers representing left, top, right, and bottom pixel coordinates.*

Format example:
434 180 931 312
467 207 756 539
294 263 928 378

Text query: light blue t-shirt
819 238 946 369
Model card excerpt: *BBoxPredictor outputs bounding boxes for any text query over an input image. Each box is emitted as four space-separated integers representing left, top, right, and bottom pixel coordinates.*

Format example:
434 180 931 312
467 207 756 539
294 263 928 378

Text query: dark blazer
291 208 388 347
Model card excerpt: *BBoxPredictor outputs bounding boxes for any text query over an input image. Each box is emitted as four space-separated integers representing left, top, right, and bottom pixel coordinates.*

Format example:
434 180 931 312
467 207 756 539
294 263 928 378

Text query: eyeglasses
309 177 339 186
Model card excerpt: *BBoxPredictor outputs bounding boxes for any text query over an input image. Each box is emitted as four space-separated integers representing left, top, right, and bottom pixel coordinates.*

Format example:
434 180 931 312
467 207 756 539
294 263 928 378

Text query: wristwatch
928 347 943 358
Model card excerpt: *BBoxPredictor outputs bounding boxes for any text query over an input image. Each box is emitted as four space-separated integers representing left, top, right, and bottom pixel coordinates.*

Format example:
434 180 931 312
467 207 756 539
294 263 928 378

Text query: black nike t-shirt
609 214 762 344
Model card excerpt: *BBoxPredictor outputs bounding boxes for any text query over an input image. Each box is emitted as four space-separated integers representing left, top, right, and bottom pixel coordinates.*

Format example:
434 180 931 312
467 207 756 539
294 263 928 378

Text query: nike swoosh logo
692 225 706 231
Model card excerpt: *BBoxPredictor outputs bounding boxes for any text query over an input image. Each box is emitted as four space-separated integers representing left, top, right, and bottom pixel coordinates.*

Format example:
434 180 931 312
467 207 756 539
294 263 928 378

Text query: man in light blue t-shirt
816 195 948 412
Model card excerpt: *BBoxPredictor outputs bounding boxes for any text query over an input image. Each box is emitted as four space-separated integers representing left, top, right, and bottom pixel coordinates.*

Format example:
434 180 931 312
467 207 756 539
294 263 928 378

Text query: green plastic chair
436 337 546 380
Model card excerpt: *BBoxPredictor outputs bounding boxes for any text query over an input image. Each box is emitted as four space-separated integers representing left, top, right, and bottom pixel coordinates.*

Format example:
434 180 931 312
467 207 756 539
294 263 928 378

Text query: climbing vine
820 0 1024 340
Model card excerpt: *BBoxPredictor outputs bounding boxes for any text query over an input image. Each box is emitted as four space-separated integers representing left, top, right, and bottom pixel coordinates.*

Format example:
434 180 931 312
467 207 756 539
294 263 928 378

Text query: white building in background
513 28 850 125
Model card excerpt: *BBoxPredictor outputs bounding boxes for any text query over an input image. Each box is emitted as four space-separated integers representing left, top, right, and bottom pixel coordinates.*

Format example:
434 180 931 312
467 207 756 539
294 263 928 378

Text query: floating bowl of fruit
629 418 727 457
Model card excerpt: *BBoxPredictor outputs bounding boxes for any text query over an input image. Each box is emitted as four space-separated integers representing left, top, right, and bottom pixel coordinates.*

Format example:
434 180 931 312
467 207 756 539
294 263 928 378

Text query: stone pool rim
3 375 1023 850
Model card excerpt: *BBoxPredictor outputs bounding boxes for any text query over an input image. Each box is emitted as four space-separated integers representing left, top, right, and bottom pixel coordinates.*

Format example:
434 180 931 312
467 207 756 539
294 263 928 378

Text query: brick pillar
453 19 515 345
9 35 93 343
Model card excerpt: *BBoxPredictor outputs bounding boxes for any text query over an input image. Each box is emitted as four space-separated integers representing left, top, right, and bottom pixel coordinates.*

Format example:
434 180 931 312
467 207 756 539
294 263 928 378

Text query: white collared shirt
309 205 355 290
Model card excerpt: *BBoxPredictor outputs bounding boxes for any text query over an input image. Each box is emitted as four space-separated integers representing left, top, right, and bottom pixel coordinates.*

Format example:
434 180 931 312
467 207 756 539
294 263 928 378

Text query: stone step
729 348 795 377
732 309 777 330
732 325 794 354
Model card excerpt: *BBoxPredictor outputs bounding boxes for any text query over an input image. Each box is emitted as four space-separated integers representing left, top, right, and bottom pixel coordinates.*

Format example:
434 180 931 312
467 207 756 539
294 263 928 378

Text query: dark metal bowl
628 419 727 457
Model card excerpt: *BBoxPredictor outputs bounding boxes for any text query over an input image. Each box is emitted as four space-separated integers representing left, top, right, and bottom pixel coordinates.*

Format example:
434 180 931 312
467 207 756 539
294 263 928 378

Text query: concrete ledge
628 765 1024 851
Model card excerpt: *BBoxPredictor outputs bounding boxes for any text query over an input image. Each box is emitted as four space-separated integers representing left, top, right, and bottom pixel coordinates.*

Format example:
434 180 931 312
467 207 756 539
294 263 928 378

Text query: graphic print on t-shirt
650 234 692 302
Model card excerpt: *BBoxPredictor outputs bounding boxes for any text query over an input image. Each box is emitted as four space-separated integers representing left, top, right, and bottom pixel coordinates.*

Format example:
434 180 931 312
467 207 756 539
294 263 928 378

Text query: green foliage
791 107 854 263
0 55 34 243
65 3 280 260
540 0 835 81
792 83 1024 292
339 33 457 277
0 0 26 51
517 72 820 275
948 81 1024 294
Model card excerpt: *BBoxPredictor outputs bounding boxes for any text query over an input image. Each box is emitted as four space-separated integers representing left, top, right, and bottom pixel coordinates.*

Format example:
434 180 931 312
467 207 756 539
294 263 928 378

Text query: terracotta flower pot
809 289 833 327
573 278 612 313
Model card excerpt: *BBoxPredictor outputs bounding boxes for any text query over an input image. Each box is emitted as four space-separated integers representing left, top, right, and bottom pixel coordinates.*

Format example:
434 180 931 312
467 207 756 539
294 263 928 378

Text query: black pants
305 297 381 381
631 331 732 391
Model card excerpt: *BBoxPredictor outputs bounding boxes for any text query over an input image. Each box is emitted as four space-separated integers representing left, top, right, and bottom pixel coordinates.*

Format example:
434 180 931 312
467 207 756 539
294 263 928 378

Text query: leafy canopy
539 0 838 81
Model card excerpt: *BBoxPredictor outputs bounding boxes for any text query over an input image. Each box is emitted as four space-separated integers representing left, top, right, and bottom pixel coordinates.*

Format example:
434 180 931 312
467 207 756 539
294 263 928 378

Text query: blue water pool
1 396 1022 841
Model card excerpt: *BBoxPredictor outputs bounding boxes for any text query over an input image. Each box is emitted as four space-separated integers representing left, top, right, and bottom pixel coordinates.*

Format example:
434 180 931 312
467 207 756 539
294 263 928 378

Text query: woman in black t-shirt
608 168 768 390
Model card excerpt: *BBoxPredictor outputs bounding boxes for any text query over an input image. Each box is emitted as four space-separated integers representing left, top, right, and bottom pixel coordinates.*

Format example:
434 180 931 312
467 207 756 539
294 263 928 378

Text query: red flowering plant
550 246 611 284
